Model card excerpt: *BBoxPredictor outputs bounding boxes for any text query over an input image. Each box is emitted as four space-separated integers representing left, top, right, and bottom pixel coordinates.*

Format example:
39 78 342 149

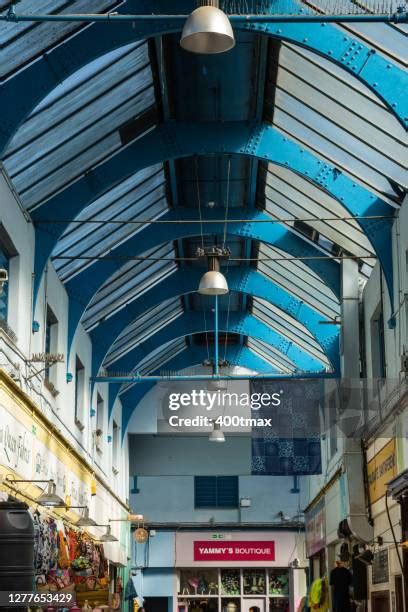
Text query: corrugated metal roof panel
272 43 407 203
252 297 330 368
104 298 184 367
257 243 340 320
3 41 155 210
82 243 177 331
53 164 169 282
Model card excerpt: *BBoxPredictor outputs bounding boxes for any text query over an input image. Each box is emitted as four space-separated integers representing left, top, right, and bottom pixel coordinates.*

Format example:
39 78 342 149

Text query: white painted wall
0 166 129 511
129 434 306 523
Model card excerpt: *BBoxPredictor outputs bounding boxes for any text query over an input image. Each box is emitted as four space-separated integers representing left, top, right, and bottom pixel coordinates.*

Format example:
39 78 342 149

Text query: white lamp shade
37 481 65 508
209 423 226 442
198 270 229 295
180 6 235 54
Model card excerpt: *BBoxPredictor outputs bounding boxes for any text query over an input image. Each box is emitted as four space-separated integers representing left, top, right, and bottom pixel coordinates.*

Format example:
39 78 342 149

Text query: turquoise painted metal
97 311 329 375
32 122 395 313
0 0 406 159
88 267 340 381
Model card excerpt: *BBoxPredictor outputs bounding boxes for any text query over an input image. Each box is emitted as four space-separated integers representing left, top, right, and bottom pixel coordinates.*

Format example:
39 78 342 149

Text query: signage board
175 531 303 567
368 440 397 504
194 540 275 562
372 549 389 585
305 498 326 557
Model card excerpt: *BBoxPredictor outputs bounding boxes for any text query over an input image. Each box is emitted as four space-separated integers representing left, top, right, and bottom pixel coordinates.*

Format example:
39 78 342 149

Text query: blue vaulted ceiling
0 0 407 428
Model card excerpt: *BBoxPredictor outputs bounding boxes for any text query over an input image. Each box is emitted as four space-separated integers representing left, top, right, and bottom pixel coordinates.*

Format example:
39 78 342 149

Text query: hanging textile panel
250 379 322 476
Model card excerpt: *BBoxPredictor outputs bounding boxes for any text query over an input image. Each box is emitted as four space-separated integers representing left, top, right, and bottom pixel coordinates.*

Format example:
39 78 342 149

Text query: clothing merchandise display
329 565 353 612
32 511 59 582
308 577 329 612
29 509 112 604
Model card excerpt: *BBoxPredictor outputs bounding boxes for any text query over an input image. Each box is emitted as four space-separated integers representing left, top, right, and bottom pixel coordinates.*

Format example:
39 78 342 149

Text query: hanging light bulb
180 1 235 55
198 257 229 295
134 527 149 544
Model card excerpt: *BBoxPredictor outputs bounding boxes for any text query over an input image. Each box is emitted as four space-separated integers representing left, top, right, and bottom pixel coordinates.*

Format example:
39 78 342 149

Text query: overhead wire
223 156 232 249
36 214 394 225
195 157 210 361
223 156 233 361
52 254 378 262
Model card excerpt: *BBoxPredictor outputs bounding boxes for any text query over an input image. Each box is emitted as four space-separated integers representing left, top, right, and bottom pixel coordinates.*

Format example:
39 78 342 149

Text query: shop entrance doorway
371 590 390 612
242 600 265 612
143 597 169 612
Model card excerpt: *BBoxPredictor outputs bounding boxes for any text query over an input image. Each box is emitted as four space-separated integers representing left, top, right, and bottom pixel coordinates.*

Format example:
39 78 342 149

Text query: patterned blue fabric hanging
251 379 322 476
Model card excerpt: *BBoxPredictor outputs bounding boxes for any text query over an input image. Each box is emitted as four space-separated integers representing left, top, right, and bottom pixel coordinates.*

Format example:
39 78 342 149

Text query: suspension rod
1 12 407 24
92 372 333 383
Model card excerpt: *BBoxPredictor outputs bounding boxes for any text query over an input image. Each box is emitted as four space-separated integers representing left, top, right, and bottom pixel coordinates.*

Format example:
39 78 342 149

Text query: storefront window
0 246 9 322
221 569 240 596
269 599 289 612
178 568 292 611
179 569 219 596
268 569 289 596
178 600 218 612
243 569 266 595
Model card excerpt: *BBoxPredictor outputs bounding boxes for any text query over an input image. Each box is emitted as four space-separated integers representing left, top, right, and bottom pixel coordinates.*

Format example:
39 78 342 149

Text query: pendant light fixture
134 527 149 544
180 1 235 55
5 477 66 508
99 525 118 543
75 507 97 527
209 422 226 443
37 481 65 508
198 257 229 296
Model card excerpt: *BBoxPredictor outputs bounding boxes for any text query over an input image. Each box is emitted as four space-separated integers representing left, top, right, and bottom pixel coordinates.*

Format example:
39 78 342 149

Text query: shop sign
367 439 397 504
0 405 33 478
194 541 275 562
372 549 389 585
0 401 89 507
176 531 299 567
305 498 326 557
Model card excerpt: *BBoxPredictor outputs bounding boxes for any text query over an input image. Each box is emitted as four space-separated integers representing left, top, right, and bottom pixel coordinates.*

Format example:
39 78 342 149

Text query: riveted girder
65 207 340 350
32 122 394 312
101 311 328 378
107 342 281 424
0 1 406 159
88 267 339 381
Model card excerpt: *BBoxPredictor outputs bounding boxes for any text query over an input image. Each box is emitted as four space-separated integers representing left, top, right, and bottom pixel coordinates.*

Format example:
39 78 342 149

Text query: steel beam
100 311 328 377
106 343 281 424
65 207 340 350
32 122 394 311
0 1 406 158
88 267 340 380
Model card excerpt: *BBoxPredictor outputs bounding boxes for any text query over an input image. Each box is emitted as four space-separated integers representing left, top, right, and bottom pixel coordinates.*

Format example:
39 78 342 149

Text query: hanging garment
124 577 138 600
57 522 70 569
67 529 79 562
308 577 329 612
